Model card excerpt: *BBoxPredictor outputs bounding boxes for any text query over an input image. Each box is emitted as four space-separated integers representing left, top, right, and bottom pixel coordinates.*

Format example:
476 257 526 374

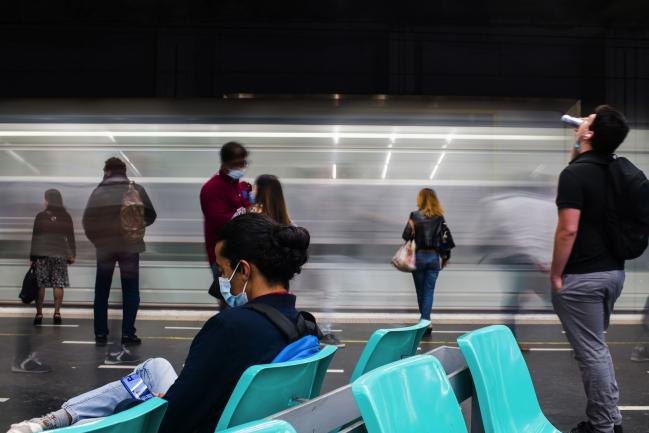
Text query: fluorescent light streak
389 134 396 143
385 151 392 165
429 152 446 180
445 133 454 144
119 151 142 177
429 165 440 180
5 150 40 174
381 164 388 180
332 164 337 179
0 131 565 141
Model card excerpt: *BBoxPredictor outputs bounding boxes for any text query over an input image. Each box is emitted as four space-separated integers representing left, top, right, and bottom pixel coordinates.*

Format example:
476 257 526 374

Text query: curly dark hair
217 213 309 290
590 105 629 154
103 157 127 174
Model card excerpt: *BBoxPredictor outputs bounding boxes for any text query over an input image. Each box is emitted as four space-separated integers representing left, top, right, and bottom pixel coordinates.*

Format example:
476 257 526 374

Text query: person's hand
551 274 563 292
441 259 448 269
152 392 165 398
67 256 75 265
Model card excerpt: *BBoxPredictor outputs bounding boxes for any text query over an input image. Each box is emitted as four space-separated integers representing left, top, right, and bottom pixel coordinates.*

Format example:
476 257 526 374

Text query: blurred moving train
0 97 647 312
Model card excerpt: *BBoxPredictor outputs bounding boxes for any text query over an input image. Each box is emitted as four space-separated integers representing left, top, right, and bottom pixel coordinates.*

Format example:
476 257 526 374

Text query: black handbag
19 265 39 304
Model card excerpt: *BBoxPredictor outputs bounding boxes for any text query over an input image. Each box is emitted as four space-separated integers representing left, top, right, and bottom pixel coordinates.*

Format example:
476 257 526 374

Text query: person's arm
82 190 99 245
30 214 42 263
137 185 157 226
66 213 76 262
159 318 239 433
200 184 238 229
551 169 582 291
402 213 414 241
550 209 580 291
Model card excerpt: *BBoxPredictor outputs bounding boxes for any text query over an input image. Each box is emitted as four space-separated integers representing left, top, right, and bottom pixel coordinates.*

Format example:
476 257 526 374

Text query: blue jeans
412 251 441 320
94 251 140 337
62 358 177 423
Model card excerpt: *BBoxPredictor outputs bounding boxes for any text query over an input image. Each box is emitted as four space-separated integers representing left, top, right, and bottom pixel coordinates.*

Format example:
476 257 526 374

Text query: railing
267 346 485 433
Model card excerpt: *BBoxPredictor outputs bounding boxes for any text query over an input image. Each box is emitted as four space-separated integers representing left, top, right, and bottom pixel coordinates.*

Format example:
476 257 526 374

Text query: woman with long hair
250 174 292 225
30 189 76 325
248 174 343 347
402 188 453 334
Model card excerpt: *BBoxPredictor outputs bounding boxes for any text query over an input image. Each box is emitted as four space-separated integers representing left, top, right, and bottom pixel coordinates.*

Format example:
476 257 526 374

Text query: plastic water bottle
561 115 583 128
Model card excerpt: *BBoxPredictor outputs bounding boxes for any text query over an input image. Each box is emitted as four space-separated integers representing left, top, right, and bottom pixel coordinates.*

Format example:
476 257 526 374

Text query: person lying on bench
8 213 316 433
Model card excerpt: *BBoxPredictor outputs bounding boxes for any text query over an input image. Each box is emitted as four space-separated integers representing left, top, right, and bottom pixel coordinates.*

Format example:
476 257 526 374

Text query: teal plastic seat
350 319 430 381
352 355 468 433
219 420 296 433
215 345 337 431
457 325 561 433
51 397 167 433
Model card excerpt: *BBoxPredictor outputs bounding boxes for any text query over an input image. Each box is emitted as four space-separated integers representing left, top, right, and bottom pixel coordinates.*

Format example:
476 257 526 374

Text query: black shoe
121 335 142 346
614 424 623 433
33 314 43 326
53 314 62 325
424 327 433 336
570 421 595 433
95 334 108 346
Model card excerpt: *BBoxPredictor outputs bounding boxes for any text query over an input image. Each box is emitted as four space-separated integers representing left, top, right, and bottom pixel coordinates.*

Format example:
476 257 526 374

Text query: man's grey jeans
552 270 625 433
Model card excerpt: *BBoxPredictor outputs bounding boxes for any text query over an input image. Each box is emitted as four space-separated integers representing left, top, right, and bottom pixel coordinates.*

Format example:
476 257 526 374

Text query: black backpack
603 156 649 260
242 303 323 341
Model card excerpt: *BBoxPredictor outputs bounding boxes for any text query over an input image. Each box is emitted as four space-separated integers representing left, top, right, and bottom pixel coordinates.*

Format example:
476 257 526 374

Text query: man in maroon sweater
200 142 252 283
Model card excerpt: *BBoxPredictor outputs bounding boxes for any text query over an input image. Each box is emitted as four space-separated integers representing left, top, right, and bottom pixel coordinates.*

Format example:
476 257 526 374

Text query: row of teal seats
230 325 562 433
353 325 562 433
47 319 432 433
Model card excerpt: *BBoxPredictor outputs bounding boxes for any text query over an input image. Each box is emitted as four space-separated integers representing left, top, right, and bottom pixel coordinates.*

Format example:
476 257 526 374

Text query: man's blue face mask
218 261 249 307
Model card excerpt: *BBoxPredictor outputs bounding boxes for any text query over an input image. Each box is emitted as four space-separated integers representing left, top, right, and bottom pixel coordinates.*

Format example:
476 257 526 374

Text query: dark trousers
94 251 140 337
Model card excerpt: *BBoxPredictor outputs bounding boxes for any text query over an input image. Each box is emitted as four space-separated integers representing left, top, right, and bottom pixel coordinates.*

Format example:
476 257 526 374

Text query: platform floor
0 317 647 433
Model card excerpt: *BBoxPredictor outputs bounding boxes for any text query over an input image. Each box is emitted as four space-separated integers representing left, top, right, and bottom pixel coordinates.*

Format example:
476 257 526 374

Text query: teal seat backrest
456 325 560 433
51 398 167 433
215 345 337 431
351 355 468 433
219 420 296 433
350 319 430 382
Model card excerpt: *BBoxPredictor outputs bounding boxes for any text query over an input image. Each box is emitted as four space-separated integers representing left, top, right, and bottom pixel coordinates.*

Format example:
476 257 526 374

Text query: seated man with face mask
7 214 315 433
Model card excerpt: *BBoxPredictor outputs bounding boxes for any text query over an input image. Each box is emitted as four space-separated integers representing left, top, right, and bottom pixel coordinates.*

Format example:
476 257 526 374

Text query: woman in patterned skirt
30 189 76 325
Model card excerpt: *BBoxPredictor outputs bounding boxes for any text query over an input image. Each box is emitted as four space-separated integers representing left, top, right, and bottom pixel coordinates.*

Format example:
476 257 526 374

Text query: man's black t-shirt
556 151 624 274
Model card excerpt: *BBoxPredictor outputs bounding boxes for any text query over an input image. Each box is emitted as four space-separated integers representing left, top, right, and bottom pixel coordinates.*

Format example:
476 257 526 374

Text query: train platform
0 315 647 433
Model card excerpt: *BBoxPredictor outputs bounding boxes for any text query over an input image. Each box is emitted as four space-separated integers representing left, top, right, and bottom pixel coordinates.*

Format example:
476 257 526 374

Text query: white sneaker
7 420 43 433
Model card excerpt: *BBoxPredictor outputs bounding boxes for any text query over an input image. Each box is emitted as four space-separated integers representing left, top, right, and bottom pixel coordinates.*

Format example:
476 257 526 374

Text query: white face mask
227 169 246 180
218 261 249 307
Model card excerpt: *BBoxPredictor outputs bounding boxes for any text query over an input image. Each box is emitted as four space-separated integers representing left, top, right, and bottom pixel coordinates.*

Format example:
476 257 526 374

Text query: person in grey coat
83 157 156 346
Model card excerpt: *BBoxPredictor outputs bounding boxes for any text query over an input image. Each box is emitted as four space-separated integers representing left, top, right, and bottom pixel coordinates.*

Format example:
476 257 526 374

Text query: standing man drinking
551 106 632 433
83 157 157 346
200 142 252 298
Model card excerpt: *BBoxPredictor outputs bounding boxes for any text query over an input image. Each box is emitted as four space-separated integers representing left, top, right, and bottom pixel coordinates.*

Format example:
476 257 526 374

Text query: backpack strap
242 303 301 341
